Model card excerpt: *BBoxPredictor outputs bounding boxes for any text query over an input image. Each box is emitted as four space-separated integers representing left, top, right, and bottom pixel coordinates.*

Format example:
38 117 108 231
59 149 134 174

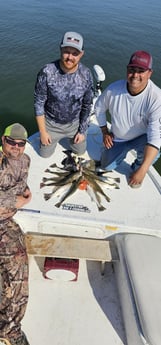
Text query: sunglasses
127 67 149 74
5 137 26 147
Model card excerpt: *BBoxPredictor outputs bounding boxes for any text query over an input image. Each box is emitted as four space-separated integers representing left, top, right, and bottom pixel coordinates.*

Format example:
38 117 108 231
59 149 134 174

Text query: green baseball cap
3 123 28 140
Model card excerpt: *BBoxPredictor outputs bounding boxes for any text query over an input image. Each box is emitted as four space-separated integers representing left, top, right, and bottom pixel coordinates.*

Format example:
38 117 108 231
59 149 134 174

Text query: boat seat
115 233 161 345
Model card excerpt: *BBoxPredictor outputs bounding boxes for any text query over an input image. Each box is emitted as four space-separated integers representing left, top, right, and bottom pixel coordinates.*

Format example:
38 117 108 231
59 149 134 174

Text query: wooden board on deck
25 232 119 261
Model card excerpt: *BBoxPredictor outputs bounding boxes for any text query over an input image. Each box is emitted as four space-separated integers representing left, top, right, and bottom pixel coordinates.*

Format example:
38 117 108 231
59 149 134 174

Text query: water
0 0 161 173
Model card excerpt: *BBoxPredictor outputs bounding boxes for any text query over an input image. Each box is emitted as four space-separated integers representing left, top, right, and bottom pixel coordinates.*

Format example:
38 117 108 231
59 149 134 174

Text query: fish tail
55 202 61 208
49 163 57 168
115 177 120 183
40 182 45 188
98 205 106 211
44 193 52 201
105 183 118 189
97 189 110 202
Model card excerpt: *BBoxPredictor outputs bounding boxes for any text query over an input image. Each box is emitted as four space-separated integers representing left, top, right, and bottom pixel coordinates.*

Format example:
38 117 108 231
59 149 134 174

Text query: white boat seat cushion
118 233 161 345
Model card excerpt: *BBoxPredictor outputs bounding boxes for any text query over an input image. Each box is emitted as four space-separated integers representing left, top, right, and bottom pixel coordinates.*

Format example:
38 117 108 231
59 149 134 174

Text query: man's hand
129 145 159 187
103 133 114 149
74 133 85 144
16 189 32 209
36 114 52 145
40 131 52 145
128 166 147 186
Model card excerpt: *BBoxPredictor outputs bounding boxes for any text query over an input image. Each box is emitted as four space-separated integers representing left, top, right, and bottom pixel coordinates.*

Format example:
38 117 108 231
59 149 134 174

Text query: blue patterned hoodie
34 60 94 133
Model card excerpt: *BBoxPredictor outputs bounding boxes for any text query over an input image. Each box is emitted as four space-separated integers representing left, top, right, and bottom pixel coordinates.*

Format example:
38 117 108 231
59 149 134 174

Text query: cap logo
60 32 83 52
132 55 148 64
66 37 80 45
128 51 152 70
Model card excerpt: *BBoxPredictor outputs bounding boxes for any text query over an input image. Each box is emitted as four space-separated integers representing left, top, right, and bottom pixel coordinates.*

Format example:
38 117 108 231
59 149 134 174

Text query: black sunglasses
127 67 149 74
5 137 26 147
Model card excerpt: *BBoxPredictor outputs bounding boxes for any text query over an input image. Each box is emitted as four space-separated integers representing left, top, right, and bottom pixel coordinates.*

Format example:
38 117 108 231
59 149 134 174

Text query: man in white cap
34 31 94 158
95 50 161 187
0 123 32 345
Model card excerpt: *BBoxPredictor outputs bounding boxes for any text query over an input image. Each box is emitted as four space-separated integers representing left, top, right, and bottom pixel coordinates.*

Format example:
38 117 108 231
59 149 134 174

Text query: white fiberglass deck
15 122 161 237
13 120 161 345
22 258 125 345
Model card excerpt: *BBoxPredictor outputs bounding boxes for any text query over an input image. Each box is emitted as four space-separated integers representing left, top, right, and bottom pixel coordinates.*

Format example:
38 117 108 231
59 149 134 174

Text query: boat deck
15 122 161 236
12 121 161 345
22 257 125 345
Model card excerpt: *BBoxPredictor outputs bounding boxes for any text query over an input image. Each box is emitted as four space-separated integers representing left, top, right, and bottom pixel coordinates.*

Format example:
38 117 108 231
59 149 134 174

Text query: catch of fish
40 151 120 211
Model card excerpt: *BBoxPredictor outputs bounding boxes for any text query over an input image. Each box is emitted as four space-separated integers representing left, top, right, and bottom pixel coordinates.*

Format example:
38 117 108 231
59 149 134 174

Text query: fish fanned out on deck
82 171 110 203
40 170 81 188
44 183 72 201
40 151 120 211
55 175 83 208
83 167 120 188
86 185 106 212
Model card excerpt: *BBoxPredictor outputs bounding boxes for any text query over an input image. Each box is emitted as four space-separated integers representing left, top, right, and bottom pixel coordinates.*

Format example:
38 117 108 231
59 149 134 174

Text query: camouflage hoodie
0 151 30 222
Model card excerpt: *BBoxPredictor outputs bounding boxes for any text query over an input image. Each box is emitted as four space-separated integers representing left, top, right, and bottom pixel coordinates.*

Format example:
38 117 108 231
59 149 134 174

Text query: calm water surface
0 0 161 173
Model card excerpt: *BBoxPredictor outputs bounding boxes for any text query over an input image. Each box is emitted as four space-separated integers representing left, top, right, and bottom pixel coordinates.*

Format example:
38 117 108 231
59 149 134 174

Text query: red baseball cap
127 51 152 70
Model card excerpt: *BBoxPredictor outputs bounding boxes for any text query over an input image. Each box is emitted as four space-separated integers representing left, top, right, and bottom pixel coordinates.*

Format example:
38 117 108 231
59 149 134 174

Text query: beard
61 57 78 73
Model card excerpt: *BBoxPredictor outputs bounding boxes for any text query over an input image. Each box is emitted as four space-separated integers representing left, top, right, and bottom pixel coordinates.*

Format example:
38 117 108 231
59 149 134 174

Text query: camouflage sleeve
0 187 17 221
0 153 31 220
15 153 31 194
34 67 48 116
0 189 17 209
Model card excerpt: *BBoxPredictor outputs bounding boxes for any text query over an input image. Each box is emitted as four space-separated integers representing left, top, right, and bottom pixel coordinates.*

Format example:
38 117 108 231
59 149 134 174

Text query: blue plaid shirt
34 60 94 133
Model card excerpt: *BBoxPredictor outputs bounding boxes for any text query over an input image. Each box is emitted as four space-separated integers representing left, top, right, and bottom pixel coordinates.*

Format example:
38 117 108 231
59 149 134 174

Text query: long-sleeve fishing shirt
0 152 30 222
34 60 94 134
95 79 161 150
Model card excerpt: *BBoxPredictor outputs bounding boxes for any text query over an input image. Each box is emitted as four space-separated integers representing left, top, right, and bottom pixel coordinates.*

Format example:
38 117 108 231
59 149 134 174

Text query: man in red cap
0 123 32 345
95 51 161 187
